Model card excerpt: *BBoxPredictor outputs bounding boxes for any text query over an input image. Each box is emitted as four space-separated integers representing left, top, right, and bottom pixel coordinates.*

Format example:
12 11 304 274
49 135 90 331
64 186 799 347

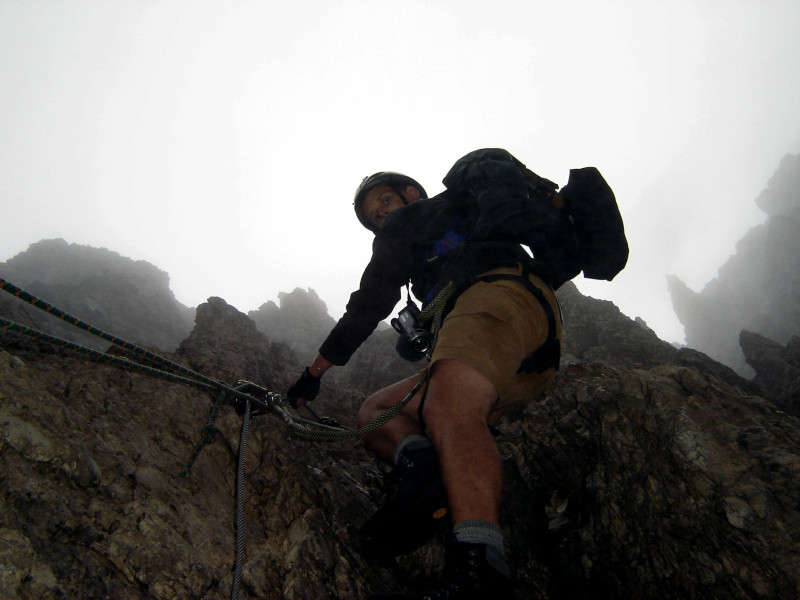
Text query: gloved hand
286 368 321 408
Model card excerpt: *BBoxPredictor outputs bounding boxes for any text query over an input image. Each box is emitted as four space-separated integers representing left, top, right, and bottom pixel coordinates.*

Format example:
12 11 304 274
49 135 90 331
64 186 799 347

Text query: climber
287 152 562 600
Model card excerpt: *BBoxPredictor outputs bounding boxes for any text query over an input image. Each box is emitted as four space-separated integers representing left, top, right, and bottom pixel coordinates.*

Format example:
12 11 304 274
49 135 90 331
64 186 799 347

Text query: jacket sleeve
318 227 409 366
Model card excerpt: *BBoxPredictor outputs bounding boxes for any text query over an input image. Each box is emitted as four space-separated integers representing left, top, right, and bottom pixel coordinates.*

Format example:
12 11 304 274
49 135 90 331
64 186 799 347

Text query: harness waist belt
477 265 561 374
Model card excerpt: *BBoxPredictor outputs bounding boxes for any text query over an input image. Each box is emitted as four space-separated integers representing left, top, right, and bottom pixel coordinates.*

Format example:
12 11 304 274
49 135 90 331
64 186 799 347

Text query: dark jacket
319 189 533 366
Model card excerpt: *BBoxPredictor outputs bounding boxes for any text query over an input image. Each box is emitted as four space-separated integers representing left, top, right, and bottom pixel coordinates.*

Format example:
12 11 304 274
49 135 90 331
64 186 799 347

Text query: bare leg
357 371 428 460
423 359 502 525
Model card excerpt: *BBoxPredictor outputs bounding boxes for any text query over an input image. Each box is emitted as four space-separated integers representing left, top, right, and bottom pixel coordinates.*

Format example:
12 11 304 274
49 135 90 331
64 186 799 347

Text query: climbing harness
0 276 426 599
417 262 561 372
478 268 561 374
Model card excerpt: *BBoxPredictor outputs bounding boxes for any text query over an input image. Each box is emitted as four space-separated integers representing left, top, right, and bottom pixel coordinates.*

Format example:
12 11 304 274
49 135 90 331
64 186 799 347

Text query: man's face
362 184 419 229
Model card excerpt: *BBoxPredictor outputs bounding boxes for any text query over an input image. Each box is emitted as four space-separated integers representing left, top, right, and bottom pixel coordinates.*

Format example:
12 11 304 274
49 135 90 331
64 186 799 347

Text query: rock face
668 153 800 376
332 328 421 397
249 288 336 365
740 330 800 416
2 291 800 599
557 281 678 369
248 287 420 398
180 296 296 390
500 362 800 600
0 239 194 352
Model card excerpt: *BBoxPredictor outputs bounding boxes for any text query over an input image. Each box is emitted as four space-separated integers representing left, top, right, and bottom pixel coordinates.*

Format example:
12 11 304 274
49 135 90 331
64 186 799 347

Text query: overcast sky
1 0 799 345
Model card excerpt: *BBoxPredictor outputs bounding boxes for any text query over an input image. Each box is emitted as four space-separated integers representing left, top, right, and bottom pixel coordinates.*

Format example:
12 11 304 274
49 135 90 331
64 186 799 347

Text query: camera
391 301 431 355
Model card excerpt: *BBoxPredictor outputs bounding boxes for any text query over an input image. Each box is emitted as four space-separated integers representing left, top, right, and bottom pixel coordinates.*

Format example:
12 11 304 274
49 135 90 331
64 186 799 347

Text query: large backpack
441 148 628 289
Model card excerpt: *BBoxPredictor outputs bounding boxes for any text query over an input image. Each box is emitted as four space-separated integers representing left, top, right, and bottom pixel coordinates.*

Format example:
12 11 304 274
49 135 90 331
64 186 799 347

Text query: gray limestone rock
740 330 800 416
2 295 799 599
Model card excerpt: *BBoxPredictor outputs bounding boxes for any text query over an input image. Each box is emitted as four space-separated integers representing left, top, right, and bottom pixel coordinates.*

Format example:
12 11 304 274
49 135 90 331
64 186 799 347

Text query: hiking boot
368 541 515 600
360 445 449 556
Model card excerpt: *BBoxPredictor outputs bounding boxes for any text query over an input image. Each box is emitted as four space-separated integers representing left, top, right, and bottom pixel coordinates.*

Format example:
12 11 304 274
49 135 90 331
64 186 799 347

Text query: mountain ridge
1 288 798 599
668 153 800 376
2 151 800 596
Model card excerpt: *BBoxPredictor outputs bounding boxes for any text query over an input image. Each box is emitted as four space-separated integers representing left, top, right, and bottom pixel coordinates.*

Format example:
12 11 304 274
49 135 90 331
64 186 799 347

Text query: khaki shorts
429 264 562 411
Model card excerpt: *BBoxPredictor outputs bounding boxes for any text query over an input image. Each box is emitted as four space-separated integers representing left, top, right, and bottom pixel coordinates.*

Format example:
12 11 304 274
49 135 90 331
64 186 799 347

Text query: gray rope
418 281 458 359
1 277 426 443
0 277 230 392
231 399 251 600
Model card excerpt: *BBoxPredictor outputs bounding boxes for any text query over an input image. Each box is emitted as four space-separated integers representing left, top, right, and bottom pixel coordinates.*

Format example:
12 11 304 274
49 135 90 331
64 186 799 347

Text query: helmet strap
392 185 410 205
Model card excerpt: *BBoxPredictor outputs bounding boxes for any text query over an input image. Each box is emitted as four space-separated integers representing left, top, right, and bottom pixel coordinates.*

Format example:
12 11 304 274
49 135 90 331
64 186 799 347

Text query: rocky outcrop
250 280 752 405
555 280 759 397
178 296 296 391
500 361 800 599
2 296 799 599
668 153 800 376
0 236 758 403
327 328 422 399
249 288 336 365
740 330 800 416
2 235 798 598
557 281 678 369
248 287 421 398
0 239 194 352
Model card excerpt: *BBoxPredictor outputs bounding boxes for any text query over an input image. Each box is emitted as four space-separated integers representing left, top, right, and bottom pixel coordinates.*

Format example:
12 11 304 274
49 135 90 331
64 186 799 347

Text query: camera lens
411 335 430 354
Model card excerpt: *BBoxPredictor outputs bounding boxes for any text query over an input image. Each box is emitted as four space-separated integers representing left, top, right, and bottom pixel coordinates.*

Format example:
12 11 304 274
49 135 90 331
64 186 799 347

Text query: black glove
286 368 321 408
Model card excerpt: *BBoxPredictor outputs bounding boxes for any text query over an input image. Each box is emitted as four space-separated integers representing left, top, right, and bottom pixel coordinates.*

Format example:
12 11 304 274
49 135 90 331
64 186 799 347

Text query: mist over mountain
669 153 800 377
0 239 194 352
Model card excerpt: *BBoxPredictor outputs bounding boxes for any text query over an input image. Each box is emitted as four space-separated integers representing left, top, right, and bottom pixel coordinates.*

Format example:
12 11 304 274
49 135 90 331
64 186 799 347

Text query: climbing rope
1 276 422 437
1 317 217 392
270 372 427 441
179 389 228 477
0 278 226 389
0 276 428 599
231 398 250 600
418 280 458 358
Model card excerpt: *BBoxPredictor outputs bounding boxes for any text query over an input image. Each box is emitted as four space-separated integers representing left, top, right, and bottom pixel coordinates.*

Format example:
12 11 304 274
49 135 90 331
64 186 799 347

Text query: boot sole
360 481 448 556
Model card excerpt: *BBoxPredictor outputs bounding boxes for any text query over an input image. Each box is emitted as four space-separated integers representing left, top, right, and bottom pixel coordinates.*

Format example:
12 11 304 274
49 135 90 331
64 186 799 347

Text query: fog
1 0 799 345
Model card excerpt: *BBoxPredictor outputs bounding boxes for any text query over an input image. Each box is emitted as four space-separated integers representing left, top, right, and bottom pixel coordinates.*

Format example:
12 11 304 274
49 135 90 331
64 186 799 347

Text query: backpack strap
476 264 561 374
423 216 469 264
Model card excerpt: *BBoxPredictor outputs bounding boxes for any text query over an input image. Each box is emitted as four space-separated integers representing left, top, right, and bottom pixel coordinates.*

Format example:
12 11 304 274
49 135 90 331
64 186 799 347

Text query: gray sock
453 520 511 579
394 434 432 465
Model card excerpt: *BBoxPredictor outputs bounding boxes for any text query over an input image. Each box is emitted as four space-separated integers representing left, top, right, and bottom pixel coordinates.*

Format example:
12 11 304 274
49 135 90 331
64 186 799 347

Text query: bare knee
358 381 426 460
357 372 427 428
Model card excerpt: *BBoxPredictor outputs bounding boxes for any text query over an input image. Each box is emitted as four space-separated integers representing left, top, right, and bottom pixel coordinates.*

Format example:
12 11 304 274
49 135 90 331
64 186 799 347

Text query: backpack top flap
559 167 628 281
441 149 628 287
